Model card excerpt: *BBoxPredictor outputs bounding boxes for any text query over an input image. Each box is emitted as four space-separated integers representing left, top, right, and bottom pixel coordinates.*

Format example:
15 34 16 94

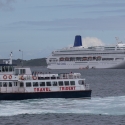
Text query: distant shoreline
0 58 47 66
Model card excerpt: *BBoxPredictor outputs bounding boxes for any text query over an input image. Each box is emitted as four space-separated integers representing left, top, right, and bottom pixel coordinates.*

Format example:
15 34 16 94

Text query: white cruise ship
46 35 125 69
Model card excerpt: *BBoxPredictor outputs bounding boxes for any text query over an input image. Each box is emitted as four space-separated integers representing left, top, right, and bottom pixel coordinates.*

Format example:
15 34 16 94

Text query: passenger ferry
46 35 125 69
0 53 91 100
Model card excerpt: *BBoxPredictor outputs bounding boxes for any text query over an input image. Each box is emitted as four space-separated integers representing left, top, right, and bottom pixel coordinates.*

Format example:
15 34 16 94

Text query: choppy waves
0 96 125 116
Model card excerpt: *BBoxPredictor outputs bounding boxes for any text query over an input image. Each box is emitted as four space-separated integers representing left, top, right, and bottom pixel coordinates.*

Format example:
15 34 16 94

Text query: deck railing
19 74 81 80
85 84 90 90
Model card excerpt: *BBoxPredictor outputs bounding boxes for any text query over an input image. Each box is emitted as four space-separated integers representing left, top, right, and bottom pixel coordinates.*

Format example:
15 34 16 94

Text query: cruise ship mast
115 37 123 44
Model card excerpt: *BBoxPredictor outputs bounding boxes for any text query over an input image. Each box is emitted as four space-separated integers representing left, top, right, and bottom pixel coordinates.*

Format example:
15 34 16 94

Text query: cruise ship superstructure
46 35 125 69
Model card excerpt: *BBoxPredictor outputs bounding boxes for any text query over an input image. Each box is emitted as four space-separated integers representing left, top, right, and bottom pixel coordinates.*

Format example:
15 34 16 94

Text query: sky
0 0 125 60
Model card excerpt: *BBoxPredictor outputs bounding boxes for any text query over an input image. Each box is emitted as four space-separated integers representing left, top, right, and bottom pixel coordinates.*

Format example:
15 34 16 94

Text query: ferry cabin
0 64 15 75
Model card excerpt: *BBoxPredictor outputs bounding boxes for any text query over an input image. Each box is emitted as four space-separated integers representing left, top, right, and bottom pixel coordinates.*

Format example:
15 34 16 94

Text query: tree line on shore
0 58 47 66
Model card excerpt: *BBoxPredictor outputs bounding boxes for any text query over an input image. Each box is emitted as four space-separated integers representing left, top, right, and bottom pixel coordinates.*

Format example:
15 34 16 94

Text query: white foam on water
0 96 125 116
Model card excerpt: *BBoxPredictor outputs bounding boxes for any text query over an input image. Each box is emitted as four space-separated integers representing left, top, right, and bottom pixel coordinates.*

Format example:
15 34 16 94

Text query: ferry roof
0 64 17 66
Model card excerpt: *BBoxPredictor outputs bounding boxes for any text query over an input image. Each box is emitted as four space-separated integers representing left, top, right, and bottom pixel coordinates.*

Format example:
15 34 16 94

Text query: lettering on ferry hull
34 88 51 92
60 86 75 91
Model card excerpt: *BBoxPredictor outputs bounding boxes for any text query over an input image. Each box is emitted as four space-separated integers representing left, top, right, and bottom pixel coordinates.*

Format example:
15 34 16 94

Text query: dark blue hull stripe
0 90 92 100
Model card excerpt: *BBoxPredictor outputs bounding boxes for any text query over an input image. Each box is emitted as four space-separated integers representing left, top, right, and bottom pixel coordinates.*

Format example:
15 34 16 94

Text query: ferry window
64 81 69 86
9 82 12 87
57 77 60 79
45 77 50 79
15 69 19 75
2 66 5 72
46 82 51 86
39 82 45 86
12 66 14 71
51 77 56 79
0 66 2 72
0 82 2 87
70 81 75 85
20 82 24 87
78 80 84 85
9 66 13 72
14 82 18 86
38 77 41 80
52 81 57 86
5 66 8 72
20 69 26 75
58 81 63 86
3 82 7 87
26 82 31 87
33 82 38 87
38 77 45 80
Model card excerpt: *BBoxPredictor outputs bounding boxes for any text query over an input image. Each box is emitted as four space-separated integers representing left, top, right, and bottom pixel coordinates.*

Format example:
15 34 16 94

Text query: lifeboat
65 57 69 61
97 56 101 60
60 57 64 61
82 57 88 61
88 57 92 61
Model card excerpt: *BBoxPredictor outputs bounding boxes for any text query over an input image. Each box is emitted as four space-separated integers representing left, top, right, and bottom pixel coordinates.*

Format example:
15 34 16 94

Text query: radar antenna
115 37 119 43
9 52 13 64
115 37 123 44
3 52 13 64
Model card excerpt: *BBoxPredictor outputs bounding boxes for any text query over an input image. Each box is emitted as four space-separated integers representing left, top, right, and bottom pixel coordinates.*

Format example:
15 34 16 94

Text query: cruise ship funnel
74 35 82 47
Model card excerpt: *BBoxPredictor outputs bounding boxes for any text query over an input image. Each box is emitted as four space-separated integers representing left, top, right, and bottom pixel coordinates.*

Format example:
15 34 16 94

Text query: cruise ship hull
46 36 125 69
47 60 125 69
0 90 91 100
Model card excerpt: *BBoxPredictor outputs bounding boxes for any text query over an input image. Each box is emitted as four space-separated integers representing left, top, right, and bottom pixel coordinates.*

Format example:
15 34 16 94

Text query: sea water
0 67 125 125
0 96 125 116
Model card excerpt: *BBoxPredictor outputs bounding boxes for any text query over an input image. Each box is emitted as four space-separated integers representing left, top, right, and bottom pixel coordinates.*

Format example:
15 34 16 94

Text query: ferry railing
59 74 81 79
18 73 81 80
85 84 90 90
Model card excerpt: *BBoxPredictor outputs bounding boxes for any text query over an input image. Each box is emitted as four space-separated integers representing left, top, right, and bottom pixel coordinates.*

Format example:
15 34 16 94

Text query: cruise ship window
33 82 38 87
58 81 63 86
26 82 31 87
3 82 7 87
52 81 57 86
0 82 2 87
9 82 12 87
46 82 51 86
39 82 45 86
70 81 75 85
64 81 69 86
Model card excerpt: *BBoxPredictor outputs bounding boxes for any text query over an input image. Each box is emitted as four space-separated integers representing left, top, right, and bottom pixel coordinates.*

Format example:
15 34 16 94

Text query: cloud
0 0 16 11
82 37 104 48
10 15 125 31
36 2 125 9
